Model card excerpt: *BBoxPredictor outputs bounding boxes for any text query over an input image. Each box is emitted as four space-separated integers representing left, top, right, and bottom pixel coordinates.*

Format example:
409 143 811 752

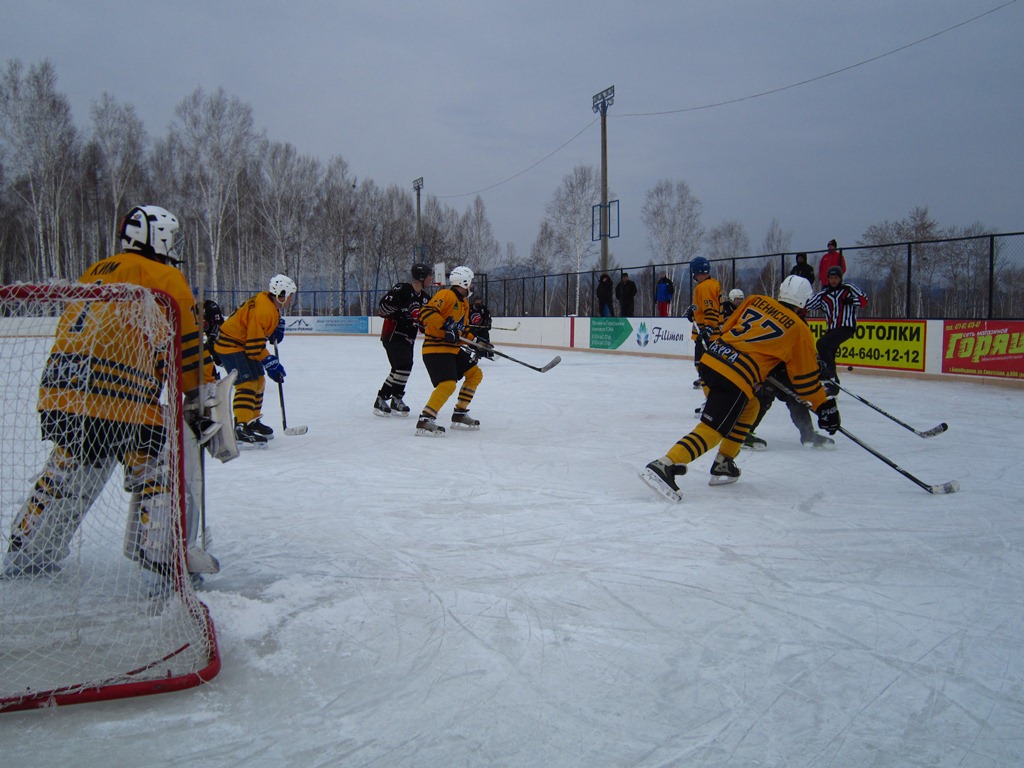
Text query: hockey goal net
0 282 219 712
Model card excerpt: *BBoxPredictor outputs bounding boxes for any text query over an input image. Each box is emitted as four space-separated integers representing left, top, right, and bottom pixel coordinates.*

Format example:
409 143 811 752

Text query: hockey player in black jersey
468 296 493 359
375 263 434 416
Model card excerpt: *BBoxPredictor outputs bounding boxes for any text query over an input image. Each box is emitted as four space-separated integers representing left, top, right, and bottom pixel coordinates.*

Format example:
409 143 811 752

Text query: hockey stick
837 382 948 438
462 337 561 373
490 321 521 331
272 340 308 435
766 376 959 495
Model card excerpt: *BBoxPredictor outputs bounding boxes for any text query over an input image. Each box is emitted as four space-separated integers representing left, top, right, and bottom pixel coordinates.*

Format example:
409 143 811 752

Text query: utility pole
592 86 614 274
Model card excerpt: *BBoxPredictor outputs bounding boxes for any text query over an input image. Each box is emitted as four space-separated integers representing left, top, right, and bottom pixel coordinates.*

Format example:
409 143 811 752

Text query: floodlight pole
592 86 614 274
413 177 424 259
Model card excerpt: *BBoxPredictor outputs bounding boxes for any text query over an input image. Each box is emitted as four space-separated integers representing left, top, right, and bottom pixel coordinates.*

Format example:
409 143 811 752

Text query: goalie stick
462 337 561 373
836 382 948 438
766 376 960 495
273 341 309 435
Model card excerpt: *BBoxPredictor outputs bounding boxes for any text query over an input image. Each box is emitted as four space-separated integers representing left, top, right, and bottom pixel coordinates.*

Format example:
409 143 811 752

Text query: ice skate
390 396 411 416
235 422 268 448
742 433 767 451
801 432 836 450
639 458 686 502
415 414 446 437
247 418 274 440
373 395 392 417
450 408 480 430
692 378 704 390
708 455 741 486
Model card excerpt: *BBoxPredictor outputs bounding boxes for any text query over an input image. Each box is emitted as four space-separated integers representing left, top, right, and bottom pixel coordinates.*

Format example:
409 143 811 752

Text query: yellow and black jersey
691 277 722 341
214 292 281 362
37 251 203 426
419 287 474 355
701 294 827 411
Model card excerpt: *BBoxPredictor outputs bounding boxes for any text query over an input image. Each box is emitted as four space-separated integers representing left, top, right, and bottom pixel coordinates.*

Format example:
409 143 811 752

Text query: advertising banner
590 318 694 355
807 319 926 372
942 320 1024 379
283 316 369 335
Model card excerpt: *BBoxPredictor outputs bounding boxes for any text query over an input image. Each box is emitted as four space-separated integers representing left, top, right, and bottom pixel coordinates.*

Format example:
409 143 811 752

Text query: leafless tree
168 87 259 292
542 164 601 314
642 179 704 313
89 93 149 255
0 59 81 279
252 140 323 304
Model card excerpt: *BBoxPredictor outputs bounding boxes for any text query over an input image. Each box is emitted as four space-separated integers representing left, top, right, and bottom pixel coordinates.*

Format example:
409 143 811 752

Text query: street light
592 86 614 274
413 177 424 259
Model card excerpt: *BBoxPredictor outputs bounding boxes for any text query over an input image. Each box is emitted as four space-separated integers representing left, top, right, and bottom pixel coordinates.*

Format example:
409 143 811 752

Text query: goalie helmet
268 274 297 298
449 266 474 291
728 288 744 303
119 205 180 261
778 274 813 309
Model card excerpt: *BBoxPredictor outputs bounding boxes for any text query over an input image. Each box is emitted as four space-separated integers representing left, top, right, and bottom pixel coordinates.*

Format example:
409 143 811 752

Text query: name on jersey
750 296 796 329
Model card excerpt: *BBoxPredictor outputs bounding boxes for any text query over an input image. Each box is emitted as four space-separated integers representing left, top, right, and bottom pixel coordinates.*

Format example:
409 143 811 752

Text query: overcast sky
2 1 1021 266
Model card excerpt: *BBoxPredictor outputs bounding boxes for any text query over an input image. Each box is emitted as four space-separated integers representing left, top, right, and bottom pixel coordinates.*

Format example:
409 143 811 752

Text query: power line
620 0 1019 118
437 0 1018 200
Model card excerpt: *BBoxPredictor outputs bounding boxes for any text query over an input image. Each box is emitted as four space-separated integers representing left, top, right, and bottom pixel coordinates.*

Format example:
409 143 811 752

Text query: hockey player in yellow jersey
640 275 841 501
4 205 215 579
686 257 722 389
214 274 295 445
415 265 488 436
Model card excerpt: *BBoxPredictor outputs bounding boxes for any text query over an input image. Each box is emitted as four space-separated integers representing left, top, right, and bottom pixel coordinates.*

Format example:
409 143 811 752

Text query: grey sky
2 1 1021 264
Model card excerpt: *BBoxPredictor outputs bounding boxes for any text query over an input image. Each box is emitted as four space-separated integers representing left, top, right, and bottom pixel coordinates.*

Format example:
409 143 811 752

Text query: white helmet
728 288 745 303
268 274 297 298
120 205 180 261
778 275 813 309
449 266 474 291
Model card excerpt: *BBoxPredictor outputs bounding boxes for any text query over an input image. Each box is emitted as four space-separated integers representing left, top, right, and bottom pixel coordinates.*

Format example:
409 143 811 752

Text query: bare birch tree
168 87 258 292
0 59 80 279
543 164 601 314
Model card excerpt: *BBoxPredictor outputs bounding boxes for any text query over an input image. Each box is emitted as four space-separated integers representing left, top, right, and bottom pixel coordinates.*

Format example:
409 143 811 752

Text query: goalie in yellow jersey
639 275 841 502
4 205 220 580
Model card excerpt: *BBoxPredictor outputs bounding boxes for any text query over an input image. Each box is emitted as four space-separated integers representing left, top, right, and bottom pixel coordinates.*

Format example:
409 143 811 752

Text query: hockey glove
262 354 286 383
268 318 285 345
697 325 714 345
683 304 696 322
442 317 463 344
816 397 840 434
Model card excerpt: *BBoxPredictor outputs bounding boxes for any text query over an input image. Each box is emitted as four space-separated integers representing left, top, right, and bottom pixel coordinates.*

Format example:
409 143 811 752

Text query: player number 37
727 308 786 343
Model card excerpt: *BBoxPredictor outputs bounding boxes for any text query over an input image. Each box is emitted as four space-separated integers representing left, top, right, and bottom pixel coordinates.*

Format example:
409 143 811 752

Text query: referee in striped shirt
805 265 868 395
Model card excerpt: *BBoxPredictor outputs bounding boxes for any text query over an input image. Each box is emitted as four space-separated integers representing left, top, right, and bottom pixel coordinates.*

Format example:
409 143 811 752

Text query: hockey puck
847 366 853 371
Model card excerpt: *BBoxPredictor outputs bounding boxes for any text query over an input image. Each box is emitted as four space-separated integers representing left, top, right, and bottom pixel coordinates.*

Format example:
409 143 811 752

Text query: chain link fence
205 232 1024 320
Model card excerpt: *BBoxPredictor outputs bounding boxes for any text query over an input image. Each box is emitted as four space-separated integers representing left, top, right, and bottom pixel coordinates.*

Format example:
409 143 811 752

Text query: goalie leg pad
205 369 239 463
5 448 113 575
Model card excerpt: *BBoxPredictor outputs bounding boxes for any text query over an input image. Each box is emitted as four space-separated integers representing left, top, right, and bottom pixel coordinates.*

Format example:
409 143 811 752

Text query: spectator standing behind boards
596 273 615 317
817 239 847 287
790 253 815 285
655 272 675 317
615 272 637 316
805 265 868 395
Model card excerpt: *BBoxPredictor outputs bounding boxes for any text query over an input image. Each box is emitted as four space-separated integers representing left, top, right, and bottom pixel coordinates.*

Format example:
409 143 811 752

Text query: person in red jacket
817 239 847 287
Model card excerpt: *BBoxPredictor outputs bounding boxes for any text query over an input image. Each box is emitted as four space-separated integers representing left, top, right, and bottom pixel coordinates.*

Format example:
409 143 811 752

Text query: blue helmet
690 257 710 279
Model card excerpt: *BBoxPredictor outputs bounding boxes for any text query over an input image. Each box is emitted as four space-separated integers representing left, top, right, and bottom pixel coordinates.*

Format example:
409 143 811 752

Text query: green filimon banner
590 318 637 349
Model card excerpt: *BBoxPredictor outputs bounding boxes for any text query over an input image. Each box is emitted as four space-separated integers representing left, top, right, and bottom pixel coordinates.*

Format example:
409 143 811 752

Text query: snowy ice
1 335 1022 767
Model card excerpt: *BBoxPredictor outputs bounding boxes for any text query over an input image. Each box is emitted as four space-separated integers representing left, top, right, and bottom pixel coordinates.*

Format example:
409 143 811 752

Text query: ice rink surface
2 335 1022 767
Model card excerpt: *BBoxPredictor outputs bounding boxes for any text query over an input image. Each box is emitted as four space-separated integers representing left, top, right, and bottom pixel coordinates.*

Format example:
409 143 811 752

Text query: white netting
1 282 219 712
